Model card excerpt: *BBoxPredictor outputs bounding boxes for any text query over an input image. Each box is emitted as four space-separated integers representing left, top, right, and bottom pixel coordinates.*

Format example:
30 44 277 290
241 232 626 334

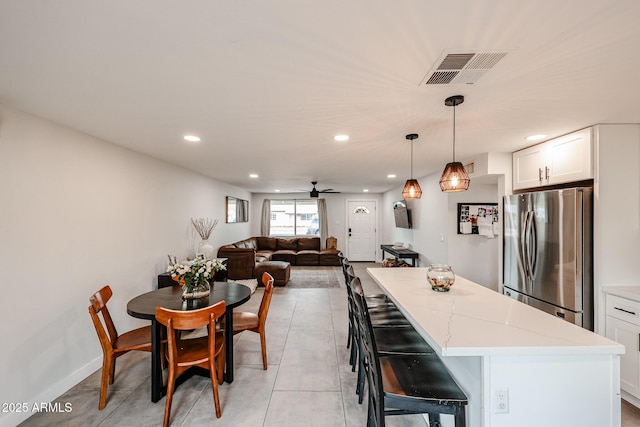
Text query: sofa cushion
272 250 297 265
276 238 298 251
319 249 341 266
256 250 274 261
256 237 277 251
297 237 320 251
296 250 320 265
243 238 257 249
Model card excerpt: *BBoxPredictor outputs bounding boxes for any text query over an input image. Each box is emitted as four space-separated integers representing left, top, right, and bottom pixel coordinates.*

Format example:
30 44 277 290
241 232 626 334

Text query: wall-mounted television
393 200 411 229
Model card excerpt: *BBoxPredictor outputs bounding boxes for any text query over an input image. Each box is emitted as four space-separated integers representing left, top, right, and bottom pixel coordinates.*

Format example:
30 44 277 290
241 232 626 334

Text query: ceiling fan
308 181 340 198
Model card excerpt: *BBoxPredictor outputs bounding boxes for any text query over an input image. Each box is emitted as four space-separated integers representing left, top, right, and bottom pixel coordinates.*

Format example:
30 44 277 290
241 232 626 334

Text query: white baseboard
0 356 102 427
623 390 640 410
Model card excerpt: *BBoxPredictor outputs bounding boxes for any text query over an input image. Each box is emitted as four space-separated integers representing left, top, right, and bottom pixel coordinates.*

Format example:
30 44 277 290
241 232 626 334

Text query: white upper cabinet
512 144 547 190
513 128 593 190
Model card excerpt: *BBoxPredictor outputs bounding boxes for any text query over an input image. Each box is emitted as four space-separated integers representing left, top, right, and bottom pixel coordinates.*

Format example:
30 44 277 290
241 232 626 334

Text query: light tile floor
19 262 640 427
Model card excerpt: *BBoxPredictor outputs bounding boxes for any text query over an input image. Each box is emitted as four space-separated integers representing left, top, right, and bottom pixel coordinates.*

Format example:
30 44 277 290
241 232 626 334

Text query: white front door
347 200 377 261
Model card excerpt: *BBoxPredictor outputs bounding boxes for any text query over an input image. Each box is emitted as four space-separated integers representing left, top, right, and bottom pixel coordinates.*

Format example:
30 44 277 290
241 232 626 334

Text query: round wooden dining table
127 282 252 403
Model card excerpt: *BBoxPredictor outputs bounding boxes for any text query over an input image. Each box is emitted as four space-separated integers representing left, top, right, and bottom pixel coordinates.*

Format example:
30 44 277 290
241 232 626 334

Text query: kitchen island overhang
367 267 624 427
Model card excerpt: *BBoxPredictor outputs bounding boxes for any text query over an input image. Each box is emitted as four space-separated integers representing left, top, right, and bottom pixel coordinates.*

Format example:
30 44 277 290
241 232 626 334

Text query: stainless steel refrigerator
503 187 593 330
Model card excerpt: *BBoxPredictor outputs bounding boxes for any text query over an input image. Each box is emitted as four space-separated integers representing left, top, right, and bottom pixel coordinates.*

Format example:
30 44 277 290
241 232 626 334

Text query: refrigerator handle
529 211 538 277
520 211 530 281
526 211 535 282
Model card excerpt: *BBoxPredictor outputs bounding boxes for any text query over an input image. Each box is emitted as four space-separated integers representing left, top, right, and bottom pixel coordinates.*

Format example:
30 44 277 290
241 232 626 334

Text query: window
269 200 319 236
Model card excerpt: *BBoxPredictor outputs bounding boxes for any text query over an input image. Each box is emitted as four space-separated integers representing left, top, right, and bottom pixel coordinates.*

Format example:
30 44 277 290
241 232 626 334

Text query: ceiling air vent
420 50 509 86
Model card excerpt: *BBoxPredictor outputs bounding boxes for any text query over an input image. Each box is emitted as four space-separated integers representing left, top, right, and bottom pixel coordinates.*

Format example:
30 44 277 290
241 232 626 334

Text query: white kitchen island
367 267 624 427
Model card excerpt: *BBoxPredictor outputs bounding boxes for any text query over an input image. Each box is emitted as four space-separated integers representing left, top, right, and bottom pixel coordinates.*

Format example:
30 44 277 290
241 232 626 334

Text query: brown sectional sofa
217 236 340 284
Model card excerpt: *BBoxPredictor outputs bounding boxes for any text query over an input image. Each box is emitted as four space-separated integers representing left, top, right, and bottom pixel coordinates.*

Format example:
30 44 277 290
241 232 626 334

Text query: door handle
538 168 543 183
545 166 550 181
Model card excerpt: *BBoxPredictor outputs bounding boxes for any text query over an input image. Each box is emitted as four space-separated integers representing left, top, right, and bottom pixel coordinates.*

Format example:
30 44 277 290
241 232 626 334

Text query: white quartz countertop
367 267 624 357
602 285 640 302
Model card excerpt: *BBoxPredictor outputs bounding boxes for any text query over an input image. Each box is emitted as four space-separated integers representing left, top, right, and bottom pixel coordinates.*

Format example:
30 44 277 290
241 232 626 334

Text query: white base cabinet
605 291 640 401
513 127 593 190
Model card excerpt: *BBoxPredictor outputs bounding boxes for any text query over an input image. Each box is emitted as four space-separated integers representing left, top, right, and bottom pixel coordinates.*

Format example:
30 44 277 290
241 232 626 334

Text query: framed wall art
226 196 249 223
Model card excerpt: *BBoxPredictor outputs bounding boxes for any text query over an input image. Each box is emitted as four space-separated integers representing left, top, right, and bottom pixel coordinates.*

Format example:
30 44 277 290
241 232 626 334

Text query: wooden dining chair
88 285 153 410
156 301 226 427
231 272 275 369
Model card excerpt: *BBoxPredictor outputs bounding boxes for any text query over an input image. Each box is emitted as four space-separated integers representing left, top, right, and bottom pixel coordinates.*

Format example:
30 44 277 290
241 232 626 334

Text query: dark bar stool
353 284 468 427
349 276 434 404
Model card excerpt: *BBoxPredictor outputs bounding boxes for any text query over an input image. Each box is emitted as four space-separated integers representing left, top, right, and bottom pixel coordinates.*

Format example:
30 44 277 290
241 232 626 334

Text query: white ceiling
1 1 639 194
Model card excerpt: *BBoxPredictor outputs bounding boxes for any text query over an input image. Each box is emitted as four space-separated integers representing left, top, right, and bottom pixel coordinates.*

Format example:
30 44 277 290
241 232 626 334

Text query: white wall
0 104 251 427
251 192 383 257
382 173 502 288
382 174 449 265
447 184 500 290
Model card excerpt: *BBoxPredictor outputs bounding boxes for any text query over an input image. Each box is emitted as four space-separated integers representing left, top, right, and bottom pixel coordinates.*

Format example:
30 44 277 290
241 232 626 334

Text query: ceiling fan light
439 162 470 192
402 179 422 199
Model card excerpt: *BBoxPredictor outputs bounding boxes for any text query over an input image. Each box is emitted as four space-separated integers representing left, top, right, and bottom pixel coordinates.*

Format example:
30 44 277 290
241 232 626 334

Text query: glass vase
182 281 211 300
427 264 455 292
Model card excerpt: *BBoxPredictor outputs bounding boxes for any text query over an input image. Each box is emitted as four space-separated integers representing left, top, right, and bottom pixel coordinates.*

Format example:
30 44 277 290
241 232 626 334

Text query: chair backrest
88 285 118 353
348 274 363 301
351 279 384 427
156 301 226 362
156 301 226 331
341 257 351 286
258 272 275 328
345 264 357 287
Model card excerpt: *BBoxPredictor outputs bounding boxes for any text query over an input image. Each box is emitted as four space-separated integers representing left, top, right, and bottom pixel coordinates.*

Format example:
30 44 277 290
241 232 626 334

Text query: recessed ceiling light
387 174 396 178
249 174 259 178
363 189 369 192
274 189 280 192
334 134 349 142
184 135 201 142
526 134 547 141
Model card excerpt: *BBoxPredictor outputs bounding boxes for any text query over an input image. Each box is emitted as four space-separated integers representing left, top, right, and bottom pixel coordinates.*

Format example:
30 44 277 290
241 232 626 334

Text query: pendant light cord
452 102 456 162
410 139 414 179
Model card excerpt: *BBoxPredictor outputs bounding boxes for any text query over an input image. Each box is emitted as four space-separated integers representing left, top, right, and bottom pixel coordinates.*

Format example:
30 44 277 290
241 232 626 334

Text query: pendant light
439 95 470 192
402 133 422 199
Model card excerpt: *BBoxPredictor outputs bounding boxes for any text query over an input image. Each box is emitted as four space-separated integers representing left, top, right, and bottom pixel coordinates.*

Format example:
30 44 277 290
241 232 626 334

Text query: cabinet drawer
607 294 640 326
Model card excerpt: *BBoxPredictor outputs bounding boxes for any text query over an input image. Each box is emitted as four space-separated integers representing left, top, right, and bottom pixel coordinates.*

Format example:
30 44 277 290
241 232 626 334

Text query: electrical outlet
493 387 509 414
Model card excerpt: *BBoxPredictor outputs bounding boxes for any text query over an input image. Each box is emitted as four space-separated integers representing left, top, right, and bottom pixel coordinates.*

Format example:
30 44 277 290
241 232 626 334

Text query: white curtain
318 198 328 249
261 199 271 236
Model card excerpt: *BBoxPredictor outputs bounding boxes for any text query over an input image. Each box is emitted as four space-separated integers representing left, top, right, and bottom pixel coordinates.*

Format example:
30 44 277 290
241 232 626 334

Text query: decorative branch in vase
191 217 218 260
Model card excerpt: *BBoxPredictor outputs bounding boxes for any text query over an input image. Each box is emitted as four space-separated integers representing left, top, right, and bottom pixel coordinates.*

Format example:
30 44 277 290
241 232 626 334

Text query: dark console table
380 244 419 267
